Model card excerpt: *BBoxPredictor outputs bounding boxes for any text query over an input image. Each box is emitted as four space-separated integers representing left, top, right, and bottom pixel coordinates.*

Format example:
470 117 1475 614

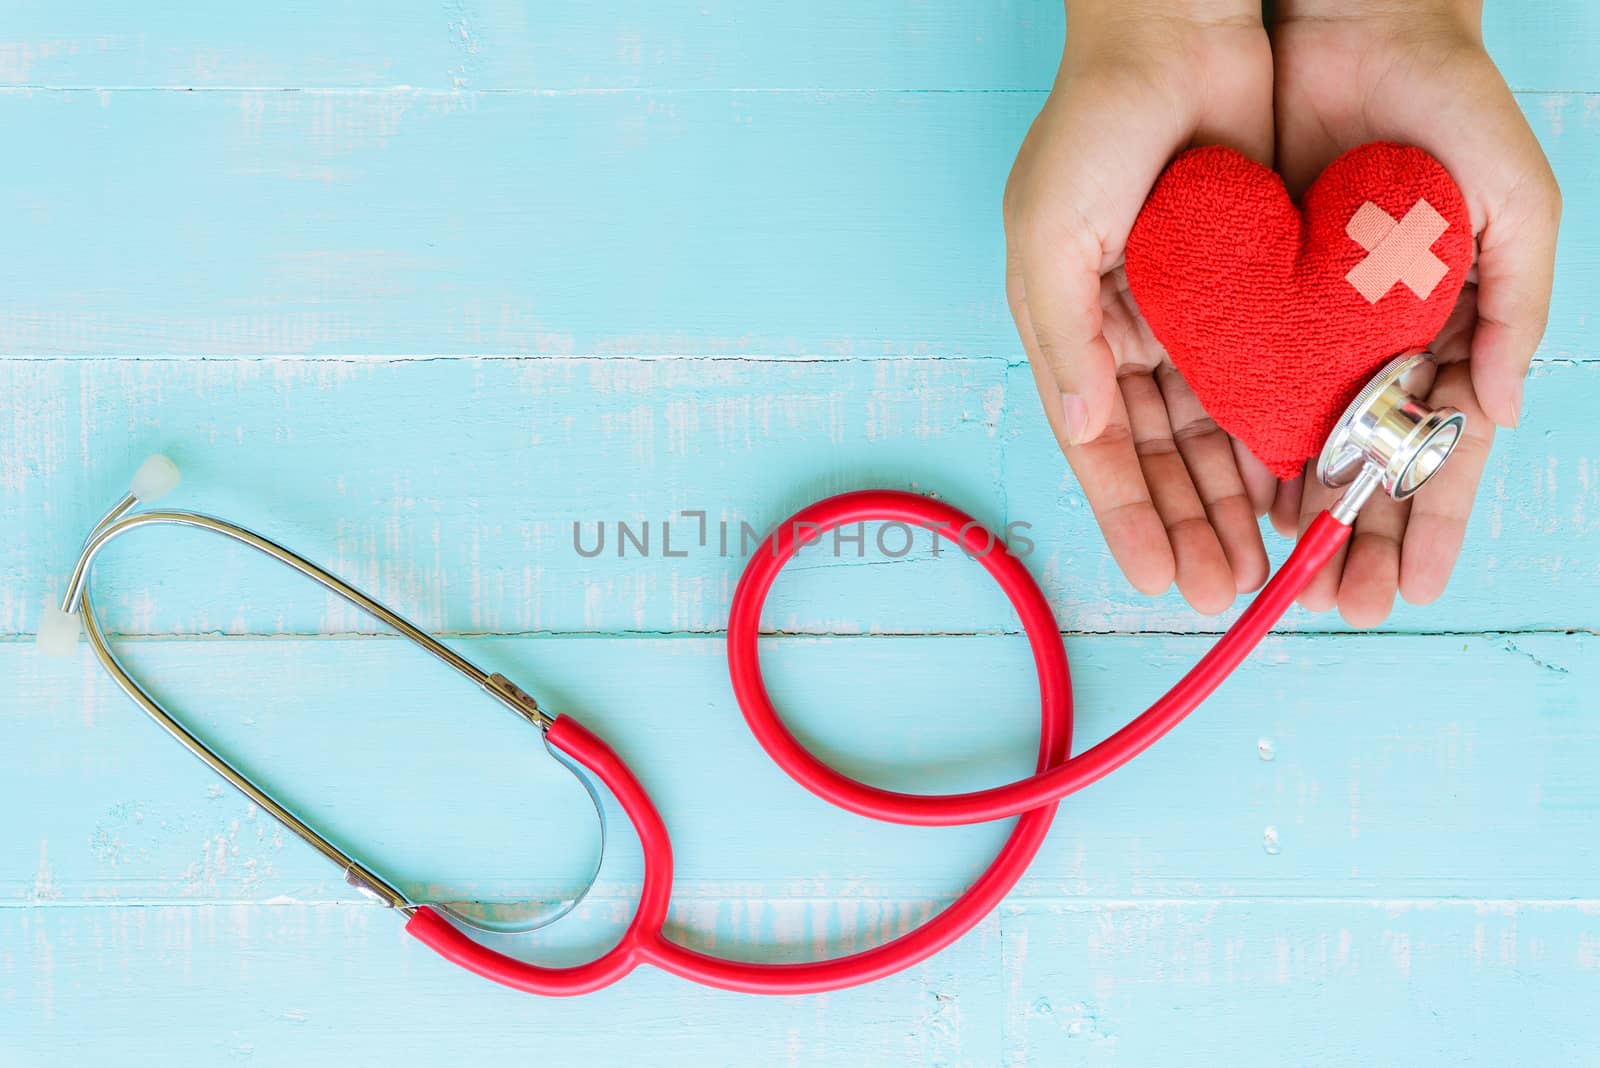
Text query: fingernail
1509 379 1524 428
1061 392 1088 445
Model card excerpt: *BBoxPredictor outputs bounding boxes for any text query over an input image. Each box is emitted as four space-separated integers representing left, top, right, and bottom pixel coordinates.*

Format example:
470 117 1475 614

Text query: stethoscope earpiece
1318 351 1465 522
129 453 182 503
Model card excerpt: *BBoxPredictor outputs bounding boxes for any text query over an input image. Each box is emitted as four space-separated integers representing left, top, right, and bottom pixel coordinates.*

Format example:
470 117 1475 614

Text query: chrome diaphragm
1319 352 1465 520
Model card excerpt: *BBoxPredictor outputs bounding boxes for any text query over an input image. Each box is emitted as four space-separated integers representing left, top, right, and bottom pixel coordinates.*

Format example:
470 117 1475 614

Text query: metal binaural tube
58 510 553 729
76 581 416 913
56 499 597 933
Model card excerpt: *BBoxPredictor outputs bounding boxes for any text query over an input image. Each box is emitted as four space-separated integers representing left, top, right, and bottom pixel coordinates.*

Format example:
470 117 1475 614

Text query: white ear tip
37 605 82 657
130 454 181 502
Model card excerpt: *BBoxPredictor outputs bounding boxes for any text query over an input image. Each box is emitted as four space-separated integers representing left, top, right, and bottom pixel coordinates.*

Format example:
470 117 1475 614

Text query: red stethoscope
42 353 1463 996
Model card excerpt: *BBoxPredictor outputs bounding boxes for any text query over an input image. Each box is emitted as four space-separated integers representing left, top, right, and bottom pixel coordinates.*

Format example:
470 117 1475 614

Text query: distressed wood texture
7 634 1594 905
6 633 1598 1063
0 1 1589 91
0 89 1593 360
2 357 1595 637
2 2 1598 1065
7 902 1598 1067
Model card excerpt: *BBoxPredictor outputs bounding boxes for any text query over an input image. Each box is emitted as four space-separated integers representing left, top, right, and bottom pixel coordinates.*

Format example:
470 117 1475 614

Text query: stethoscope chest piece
1318 351 1465 518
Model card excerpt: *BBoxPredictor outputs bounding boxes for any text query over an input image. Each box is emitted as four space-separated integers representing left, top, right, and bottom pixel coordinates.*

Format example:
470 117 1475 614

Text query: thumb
1468 174 1561 428
1005 220 1119 446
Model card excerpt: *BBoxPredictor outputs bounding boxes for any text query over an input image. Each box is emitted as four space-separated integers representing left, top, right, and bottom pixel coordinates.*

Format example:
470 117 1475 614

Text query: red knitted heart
1124 141 1472 479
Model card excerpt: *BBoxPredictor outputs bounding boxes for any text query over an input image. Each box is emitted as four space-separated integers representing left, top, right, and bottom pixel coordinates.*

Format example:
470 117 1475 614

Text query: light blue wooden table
2 4 1596 1064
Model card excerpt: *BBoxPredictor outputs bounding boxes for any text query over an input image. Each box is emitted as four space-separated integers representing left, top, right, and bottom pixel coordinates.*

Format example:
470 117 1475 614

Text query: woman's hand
1272 0 1561 625
1005 1 1277 614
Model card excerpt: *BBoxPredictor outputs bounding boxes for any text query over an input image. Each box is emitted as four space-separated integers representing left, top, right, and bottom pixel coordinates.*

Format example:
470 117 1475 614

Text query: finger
1400 362 1496 605
1122 370 1235 614
1336 491 1408 628
1157 366 1270 593
1270 473 1303 539
1295 467 1346 613
1016 332 1176 596
1469 170 1561 429
1011 246 1177 597
1011 213 1120 445
1232 437 1278 519
1007 243 1087 448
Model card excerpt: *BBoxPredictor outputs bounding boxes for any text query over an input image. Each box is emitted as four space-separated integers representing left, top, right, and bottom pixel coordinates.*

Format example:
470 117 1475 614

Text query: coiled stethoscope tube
41 351 1463 995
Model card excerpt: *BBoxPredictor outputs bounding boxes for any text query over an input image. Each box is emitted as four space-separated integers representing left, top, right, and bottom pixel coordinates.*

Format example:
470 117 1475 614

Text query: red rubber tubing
407 490 1351 995
407 717 674 996
730 493 1353 826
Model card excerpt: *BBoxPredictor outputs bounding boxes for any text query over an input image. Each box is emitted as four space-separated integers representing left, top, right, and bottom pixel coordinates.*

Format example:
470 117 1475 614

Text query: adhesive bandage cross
1343 198 1450 304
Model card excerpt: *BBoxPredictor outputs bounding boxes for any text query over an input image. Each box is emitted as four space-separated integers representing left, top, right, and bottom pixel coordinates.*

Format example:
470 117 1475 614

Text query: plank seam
3 627 1592 642
0 353 1034 365
0 86 1589 97
0 354 1588 366
8 896 1600 911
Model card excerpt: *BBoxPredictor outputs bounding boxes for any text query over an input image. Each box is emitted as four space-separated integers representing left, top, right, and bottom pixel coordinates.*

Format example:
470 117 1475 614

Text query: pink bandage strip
1344 198 1449 304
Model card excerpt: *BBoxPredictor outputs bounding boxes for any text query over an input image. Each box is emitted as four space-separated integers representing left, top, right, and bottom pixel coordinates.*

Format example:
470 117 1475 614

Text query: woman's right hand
1004 1 1277 613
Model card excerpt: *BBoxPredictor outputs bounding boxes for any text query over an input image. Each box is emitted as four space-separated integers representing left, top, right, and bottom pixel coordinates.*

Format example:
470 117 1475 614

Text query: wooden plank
6 632 1594 905
0 0 1063 91
0 356 1015 638
0 89 1591 360
0 902 1008 1065
3 900 1595 1064
1000 899 1600 1065
3 357 1595 638
0 2 1587 92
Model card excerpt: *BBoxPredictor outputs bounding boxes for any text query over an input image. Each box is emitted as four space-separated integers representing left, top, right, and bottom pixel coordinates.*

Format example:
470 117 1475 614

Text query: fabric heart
1124 141 1472 479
